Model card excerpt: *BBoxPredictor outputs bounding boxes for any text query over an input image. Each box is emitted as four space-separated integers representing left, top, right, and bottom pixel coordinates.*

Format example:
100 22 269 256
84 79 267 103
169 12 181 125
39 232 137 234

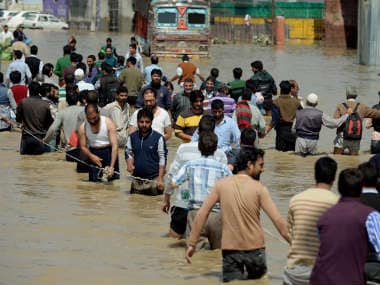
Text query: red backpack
235 101 252 130
343 103 362 140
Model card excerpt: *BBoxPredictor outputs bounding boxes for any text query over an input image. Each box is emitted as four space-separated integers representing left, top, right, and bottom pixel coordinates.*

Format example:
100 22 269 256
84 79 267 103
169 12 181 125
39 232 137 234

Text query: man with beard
175 90 205 142
125 107 167 195
192 99 240 154
78 103 119 182
171 78 194 123
102 86 130 147
185 147 290 282
129 87 172 141
136 69 171 111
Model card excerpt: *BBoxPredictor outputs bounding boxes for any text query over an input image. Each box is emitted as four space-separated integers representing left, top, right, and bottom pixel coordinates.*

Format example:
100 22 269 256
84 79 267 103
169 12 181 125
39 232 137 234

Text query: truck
132 0 211 57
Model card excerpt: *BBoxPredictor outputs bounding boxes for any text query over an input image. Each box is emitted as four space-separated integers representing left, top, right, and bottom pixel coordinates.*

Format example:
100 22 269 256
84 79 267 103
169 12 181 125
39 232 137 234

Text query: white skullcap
307 93 318 104
255 92 264 104
74 68 84 80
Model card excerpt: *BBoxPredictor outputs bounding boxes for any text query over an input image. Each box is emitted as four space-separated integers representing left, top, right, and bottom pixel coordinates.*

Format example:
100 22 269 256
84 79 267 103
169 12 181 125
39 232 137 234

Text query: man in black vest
25 45 43 80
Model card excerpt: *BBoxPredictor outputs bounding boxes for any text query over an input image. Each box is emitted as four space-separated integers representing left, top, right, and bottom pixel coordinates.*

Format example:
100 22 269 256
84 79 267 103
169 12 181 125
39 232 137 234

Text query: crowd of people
0 33 380 284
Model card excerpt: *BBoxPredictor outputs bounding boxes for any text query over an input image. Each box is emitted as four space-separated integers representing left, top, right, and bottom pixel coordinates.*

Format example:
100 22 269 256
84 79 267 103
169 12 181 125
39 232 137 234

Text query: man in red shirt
10 70 28 105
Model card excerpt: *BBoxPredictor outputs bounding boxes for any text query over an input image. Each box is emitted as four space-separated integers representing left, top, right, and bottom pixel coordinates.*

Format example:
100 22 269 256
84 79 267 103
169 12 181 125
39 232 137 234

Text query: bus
132 0 210 57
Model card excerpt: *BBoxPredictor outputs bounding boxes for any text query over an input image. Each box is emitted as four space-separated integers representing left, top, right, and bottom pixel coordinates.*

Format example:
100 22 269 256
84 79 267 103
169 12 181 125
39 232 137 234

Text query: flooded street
0 30 378 285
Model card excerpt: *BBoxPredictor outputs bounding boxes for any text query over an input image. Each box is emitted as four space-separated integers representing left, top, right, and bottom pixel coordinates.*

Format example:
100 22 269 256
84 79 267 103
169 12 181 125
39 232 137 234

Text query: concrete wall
98 0 133 32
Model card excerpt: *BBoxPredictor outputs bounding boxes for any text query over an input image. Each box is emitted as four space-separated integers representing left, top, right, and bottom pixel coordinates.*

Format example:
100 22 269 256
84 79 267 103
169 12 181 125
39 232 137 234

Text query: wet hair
233 67 243 79
127 56 137 65
235 148 265 173
101 62 113 74
315 156 337 185
210 68 219 78
78 90 88 105
143 86 157 98
117 55 125 65
129 43 137 50
151 55 159 64
164 81 174 92
28 81 41 97
279 80 292 95
41 83 53 97
251 60 263 71
211 99 224 110
30 45 38 55
198 131 218 157
184 77 194 84
182 54 189 61
42 63 54 76
86 90 99 104
240 128 256 146
289 79 298 89
85 103 99 114
151 68 162 77
117 85 128 94
137 107 154 122
242 88 252 101
70 52 80 63
63 45 71 55
64 73 75 84
66 88 79 106
77 62 87 74
10 70 21 84
98 52 105 60
88 54 96 61
205 76 215 84
338 168 364 197
14 50 22 59
198 114 215 133
358 162 378 188
106 37 112 42
245 79 256 93
190 90 204 103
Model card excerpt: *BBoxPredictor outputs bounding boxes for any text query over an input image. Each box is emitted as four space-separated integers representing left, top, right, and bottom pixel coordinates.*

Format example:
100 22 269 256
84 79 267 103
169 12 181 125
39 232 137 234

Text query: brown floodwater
0 30 377 285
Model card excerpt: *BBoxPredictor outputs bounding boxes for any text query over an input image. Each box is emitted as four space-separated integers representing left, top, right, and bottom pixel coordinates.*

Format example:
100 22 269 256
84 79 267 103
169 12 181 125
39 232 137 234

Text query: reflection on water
0 30 377 284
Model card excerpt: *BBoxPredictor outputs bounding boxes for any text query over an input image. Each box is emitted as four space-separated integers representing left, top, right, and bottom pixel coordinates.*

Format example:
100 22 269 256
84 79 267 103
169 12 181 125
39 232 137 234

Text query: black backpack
343 103 362 140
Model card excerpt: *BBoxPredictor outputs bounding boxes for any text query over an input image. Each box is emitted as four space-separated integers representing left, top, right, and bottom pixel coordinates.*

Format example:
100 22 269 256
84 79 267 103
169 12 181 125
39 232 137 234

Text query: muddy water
0 30 377 285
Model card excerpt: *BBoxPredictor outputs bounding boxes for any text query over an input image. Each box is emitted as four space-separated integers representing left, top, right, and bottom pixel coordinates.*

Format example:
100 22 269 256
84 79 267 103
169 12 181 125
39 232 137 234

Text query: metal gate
109 0 119 31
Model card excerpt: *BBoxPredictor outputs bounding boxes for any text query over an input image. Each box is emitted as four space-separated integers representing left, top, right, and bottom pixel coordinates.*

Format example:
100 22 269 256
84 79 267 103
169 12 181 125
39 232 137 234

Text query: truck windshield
157 8 177 25
187 8 206 25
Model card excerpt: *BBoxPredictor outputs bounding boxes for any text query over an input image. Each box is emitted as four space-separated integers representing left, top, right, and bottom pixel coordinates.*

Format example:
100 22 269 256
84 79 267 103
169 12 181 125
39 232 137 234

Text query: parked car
22 13 69 30
7 11 39 28
0 10 20 26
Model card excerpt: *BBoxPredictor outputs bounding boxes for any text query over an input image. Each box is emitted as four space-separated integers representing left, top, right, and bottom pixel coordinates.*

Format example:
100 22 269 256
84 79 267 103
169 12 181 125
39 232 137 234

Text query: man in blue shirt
144 55 163 85
192 99 240 153
125 107 167 195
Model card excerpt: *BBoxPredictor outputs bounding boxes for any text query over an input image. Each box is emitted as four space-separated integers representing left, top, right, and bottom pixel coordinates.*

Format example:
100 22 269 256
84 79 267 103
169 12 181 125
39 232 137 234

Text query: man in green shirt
54 45 71 83
227 67 246 103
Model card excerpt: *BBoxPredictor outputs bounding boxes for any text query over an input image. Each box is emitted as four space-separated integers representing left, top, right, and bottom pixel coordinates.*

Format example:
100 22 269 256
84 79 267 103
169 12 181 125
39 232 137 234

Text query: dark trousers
275 123 296 152
88 147 119 182
371 140 380 154
222 248 267 282
20 133 50 155
366 262 380 283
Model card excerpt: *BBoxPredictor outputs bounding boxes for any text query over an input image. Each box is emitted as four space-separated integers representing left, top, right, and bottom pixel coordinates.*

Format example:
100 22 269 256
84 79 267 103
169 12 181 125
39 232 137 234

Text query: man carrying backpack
232 88 265 137
97 62 120 107
333 87 380 155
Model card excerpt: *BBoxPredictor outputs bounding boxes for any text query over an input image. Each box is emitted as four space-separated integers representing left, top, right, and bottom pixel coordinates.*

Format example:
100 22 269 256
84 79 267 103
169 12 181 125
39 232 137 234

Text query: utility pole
271 0 275 44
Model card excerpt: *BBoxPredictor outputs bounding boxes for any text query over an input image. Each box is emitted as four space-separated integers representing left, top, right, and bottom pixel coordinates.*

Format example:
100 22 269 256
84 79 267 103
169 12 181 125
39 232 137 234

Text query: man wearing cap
292 93 349 156
333 87 380 155
75 69 94 92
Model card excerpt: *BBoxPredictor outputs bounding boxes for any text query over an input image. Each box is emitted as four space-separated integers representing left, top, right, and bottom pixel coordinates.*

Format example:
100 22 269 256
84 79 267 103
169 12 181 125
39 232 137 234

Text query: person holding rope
78 103 119 182
125 107 167 195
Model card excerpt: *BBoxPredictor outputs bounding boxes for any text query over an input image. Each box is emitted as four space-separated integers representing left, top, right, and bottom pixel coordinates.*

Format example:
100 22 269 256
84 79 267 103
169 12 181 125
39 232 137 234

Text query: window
24 14 37 21
187 8 206 25
38 16 48 22
156 8 177 26
48 16 59 22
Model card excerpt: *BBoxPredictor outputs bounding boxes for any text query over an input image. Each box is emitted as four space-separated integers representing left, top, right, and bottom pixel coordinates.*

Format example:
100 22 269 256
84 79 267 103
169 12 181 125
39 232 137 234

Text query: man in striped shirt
171 131 232 249
283 157 339 285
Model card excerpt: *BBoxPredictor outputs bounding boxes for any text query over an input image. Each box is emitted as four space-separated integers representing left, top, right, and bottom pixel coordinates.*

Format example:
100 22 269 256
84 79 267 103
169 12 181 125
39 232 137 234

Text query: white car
7 11 38 28
23 13 69 30
0 10 20 26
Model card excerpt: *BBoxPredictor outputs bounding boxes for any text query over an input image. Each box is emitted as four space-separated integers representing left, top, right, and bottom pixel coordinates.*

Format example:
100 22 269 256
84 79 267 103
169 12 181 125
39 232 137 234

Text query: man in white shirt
5 50 32 86
128 87 172 141
74 68 94 92
0 25 13 44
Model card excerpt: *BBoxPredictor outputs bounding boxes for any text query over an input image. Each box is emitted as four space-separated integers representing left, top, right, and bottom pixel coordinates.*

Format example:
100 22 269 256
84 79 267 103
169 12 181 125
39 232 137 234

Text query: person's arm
366 118 373 129
291 118 296 134
366 211 380 261
53 59 62 78
260 185 290 243
195 67 204 82
287 205 294 245
174 115 191 141
322 113 349 128
128 110 138 135
79 122 103 167
16 102 23 123
106 118 118 170
170 66 182 82
333 105 342 119
157 136 166 190
266 105 280 134
7 89 17 112
170 163 189 188
252 105 266 138
163 112 172 141
186 185 219 263
231 119 241 147
43 112 63 143
363 105 380 119
125 135 135 173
